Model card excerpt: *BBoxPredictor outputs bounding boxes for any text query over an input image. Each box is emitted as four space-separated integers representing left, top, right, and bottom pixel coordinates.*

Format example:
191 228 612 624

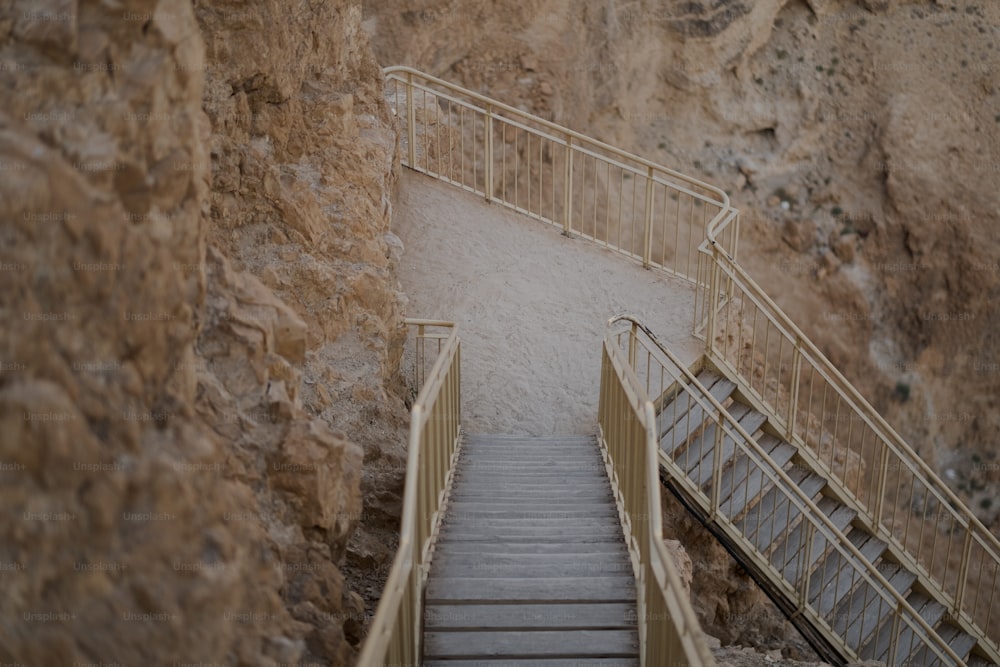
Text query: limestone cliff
0 0 405 664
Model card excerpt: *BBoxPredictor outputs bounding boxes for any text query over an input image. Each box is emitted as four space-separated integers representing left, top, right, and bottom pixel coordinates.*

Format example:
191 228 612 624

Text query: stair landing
424 434 638 666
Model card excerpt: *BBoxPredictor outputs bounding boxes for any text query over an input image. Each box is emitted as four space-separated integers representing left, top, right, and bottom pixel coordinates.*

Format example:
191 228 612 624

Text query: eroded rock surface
0 0 405 664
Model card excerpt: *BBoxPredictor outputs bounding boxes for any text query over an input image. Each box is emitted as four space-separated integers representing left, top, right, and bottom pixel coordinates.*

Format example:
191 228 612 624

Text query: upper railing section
357 320 461 667
383 65 740 327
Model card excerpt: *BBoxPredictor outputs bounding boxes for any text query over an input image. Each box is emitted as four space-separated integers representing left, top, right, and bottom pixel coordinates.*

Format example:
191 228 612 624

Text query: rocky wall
0 0 406 664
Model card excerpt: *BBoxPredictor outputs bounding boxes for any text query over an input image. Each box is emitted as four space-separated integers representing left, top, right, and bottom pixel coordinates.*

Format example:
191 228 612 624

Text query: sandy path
394 170 703 435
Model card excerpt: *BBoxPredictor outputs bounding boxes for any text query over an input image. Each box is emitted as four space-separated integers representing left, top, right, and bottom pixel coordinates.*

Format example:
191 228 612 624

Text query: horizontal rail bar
386 65 732 208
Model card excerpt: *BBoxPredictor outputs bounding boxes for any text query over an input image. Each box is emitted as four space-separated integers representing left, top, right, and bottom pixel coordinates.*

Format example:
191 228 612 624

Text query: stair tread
738 467 826 552
425 576 636 603
443 517 623 528
771 497 857 582
424 629 639 660
833 562 916 649
424 602 638 629
808 530 888 616
659 371 737 457
425 661 638 667
718 438 797 519
902 621 978 666
435 541 629 555
859 592 947 662
431 554 635 579
689 405 768 489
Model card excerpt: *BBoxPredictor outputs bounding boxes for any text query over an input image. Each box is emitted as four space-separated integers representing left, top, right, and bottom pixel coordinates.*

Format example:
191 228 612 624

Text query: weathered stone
664 538 694 597
782 218 816 253
832 233 857 263
0 0 404 664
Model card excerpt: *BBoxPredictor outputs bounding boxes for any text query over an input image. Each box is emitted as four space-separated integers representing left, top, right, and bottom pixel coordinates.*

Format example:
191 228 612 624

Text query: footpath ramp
394 170 702 436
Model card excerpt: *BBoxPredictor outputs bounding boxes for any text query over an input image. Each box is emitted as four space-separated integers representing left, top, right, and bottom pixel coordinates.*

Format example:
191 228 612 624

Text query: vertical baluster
406 72 416 167
642 166 654 268
484 103 494 202
563 136 573 234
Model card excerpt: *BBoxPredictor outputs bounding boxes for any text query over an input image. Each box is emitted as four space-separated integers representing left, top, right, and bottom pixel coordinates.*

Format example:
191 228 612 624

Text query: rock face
192 0 412 634
662 491 817 658
0 0 404 664
363 0 1000 655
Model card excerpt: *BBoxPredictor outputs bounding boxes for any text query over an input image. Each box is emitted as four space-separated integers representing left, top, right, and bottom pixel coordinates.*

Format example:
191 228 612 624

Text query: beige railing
698 240 1000 658
357 320 461 667
383 65 739 330
609 316 963 665
599 323 718 667
407 318 456 390
382 66 999 662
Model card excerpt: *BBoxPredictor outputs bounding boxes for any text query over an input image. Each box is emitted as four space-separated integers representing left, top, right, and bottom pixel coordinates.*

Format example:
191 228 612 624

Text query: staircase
363 68 1000 666
657 368 985 666
424 434 639 665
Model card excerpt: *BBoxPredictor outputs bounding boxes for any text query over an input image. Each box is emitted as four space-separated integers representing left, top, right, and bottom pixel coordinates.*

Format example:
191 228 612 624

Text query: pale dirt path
394 169 703 436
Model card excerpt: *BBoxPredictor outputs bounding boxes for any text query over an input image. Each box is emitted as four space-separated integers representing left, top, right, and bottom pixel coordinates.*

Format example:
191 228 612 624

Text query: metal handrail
609 315 963 665
357 320 461 666
382 66 998 661
382 66 740 294
697 243 1000 657
599 327 717 666
384 66 731 207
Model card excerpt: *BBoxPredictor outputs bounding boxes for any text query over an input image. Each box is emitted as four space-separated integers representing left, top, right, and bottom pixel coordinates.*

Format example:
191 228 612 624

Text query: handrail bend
382 65 741 317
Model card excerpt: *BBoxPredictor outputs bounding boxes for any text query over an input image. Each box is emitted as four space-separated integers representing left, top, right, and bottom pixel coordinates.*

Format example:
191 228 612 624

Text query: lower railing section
599 328 717 667
697 243 1000 661
610 316 964 666
357 320 462 667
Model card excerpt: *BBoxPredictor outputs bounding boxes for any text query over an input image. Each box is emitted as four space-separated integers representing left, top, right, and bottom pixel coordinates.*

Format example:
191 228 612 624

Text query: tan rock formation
192 0 413 634
1 0 406 664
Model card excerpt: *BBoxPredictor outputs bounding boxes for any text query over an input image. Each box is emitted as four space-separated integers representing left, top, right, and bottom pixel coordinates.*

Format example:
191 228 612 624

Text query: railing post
642 166 654 268
955 527 974 616
787 341 802 440
628 322 638 372
563 135 573 235
731 212 741 264
798 520 816 601
405 72 416 167
705 247 721 356
416 323 426 388
485 103 494 202
872 440 889 527
710 415 725 519
886 605 902 666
